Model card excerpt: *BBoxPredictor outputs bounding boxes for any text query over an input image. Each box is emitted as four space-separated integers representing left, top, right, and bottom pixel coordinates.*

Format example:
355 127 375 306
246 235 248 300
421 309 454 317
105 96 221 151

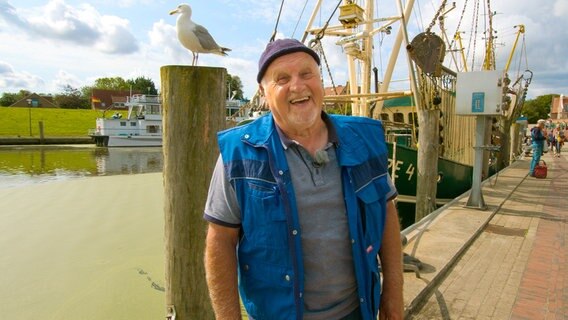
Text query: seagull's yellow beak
169 9 179 15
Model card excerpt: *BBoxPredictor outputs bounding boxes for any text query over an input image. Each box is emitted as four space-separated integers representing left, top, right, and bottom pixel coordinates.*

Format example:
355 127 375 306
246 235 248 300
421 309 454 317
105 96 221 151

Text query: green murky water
0 147 166 319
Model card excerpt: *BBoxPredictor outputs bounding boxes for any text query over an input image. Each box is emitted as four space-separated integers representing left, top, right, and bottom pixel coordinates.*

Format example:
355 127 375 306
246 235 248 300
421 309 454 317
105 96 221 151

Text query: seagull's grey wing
193 24 221 50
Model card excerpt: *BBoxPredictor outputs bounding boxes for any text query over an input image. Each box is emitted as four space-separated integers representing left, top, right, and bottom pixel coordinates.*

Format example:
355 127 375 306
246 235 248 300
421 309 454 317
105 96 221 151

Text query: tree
54 85 89 109
127 76 158 95
0 90 31 106
80 86 93 101
93 77 130 91
226 74 244 100
521 94 556 123
0 92 18 106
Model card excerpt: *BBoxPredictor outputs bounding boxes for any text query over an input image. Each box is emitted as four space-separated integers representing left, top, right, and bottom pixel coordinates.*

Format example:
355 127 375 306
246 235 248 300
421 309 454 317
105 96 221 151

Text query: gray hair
537 119 546 125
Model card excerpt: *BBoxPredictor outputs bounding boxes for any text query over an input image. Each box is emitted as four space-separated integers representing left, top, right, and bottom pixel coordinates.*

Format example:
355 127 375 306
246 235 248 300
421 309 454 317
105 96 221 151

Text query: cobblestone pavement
402 153 568 319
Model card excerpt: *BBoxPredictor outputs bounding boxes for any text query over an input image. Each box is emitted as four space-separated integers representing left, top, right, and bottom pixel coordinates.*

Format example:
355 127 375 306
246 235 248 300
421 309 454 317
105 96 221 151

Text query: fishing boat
90 94 163 147
256 0 531 227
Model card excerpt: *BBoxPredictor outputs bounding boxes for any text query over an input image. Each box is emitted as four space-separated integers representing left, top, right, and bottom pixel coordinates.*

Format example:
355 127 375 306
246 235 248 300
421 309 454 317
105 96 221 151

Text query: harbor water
0 146 166 319
0 145 163 189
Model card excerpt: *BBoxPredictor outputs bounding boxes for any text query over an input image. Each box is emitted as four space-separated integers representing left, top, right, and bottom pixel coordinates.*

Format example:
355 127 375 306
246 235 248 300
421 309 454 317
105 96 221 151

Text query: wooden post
497 118 512 170
415 108 439 222
509 122 520 163
39 121 45 144
161 65 226 319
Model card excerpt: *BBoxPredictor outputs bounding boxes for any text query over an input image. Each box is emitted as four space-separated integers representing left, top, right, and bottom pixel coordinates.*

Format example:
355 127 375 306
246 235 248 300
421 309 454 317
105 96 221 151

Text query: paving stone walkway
402 153 568 319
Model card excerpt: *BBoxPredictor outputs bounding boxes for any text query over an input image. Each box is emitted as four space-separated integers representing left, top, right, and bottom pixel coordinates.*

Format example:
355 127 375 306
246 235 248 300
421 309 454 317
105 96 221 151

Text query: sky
0 0 566 100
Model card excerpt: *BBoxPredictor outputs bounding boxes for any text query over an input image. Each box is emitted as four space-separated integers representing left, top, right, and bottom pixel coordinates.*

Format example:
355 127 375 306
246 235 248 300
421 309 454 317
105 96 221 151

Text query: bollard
161 65 226 319
39 121 45 144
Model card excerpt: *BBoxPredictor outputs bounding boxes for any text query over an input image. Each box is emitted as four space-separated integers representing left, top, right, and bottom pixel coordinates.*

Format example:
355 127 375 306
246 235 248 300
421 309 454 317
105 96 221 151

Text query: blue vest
531 127 545 147
218 114 391 320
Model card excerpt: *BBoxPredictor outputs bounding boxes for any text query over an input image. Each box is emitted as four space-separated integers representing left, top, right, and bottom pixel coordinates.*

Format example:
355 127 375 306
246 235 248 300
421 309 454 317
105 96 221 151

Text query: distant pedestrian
547 127 556 154
529 119 547 177
555 127 564 157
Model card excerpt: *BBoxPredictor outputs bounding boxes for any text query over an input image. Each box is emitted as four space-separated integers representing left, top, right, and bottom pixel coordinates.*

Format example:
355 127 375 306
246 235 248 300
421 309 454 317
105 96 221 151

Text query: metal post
465 115 488 210
26 98 32 136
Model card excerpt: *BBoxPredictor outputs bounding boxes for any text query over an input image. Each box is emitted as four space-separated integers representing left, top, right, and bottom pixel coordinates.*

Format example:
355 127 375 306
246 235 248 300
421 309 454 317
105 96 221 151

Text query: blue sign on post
471 92 485 113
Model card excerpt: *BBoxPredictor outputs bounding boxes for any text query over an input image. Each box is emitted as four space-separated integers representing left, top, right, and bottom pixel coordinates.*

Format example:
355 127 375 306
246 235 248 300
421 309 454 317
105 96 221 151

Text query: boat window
130 122 137 127
147 126 159 134
394 112 404 123
381 113 390 121
147 105 161 115
120 122 126 126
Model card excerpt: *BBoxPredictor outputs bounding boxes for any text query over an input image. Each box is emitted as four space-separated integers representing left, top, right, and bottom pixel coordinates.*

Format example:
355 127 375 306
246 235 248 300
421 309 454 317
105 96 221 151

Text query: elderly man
204 38 403 320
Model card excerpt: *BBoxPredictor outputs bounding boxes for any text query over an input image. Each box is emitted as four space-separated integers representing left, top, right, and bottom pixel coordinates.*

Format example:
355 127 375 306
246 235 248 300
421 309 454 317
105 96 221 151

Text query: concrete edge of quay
0 136 94 145
401 159 529 318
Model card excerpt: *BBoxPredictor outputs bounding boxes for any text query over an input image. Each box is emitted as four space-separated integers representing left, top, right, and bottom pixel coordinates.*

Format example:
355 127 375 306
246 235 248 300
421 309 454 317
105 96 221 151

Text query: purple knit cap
256 38 320 83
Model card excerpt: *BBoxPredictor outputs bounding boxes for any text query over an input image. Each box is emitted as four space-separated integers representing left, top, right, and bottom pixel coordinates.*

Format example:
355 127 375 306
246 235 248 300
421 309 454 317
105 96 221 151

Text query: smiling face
259 51 324 136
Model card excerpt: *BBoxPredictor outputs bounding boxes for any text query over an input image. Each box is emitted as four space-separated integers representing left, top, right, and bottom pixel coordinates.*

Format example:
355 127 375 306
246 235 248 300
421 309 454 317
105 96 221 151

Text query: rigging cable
311 0 343 41
425 0 448 33
449 0 469 64
306 0 343 99
413 0 425 32
269 0 286 42
291 0 310 38
469 0 481 70
521 33 529 70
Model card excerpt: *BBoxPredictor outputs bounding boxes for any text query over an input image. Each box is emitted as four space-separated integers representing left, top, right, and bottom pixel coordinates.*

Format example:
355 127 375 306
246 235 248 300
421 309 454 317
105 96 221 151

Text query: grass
0 107 127 137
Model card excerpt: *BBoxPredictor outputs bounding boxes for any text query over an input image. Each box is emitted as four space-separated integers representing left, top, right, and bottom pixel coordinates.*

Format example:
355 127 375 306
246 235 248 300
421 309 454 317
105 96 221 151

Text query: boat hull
388 143 473 228
106 135 162 147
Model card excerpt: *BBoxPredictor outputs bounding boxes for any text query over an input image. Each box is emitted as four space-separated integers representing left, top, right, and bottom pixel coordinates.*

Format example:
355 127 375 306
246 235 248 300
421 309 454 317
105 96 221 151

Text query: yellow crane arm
454 32 468 72
504 25 525 74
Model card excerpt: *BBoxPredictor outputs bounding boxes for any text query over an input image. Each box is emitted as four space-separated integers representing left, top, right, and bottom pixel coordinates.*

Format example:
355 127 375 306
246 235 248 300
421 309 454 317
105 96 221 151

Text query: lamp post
26 98 32 136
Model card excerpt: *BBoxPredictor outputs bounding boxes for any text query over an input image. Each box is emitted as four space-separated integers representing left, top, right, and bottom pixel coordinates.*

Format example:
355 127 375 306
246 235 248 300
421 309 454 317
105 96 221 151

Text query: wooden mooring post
415 108 439 221
161 65 226 319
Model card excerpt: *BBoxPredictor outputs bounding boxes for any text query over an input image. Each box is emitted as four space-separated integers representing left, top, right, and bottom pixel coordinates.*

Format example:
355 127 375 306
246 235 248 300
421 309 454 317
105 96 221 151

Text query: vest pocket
239 254 295 319
241 181 288 249
355 177 388 270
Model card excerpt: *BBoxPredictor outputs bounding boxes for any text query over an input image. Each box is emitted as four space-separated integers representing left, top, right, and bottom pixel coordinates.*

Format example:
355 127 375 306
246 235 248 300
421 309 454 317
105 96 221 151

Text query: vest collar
241 113 370 167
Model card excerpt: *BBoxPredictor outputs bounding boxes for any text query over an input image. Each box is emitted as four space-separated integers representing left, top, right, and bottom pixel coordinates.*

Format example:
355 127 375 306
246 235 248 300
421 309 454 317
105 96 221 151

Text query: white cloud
148 19 188 63
0 0 566 99
553 0 568 16
52 70 83 91
0 0 139 54
0 61 45 91
95 15 138 54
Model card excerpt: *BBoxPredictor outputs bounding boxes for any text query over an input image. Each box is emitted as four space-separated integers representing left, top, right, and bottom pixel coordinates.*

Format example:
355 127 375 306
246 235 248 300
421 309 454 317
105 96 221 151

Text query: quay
402 152 567 319
0 136 93 145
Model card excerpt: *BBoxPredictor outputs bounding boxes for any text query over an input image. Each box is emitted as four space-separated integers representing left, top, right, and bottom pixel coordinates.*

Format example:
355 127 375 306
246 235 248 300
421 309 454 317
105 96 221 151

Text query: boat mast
301 0 324 43
374 0 419 116
357 0 374 117
302 0 418 116
395 0 421 115
481 1 496 70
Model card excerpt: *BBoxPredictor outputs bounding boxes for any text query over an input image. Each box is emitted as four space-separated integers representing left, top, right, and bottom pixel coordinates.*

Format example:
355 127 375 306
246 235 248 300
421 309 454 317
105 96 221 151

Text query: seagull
169 4 231 66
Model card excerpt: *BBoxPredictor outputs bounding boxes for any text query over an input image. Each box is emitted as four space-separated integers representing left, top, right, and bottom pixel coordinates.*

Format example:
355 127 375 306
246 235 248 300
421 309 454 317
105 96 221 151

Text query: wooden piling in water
161 65 226 319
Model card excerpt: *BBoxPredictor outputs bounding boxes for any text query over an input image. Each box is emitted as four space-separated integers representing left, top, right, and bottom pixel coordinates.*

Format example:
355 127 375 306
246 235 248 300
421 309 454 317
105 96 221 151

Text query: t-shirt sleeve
385 173 398 201
203 155 241 228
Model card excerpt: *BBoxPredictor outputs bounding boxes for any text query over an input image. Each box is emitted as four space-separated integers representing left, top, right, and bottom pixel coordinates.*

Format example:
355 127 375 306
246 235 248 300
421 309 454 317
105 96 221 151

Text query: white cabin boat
90 94 162 147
